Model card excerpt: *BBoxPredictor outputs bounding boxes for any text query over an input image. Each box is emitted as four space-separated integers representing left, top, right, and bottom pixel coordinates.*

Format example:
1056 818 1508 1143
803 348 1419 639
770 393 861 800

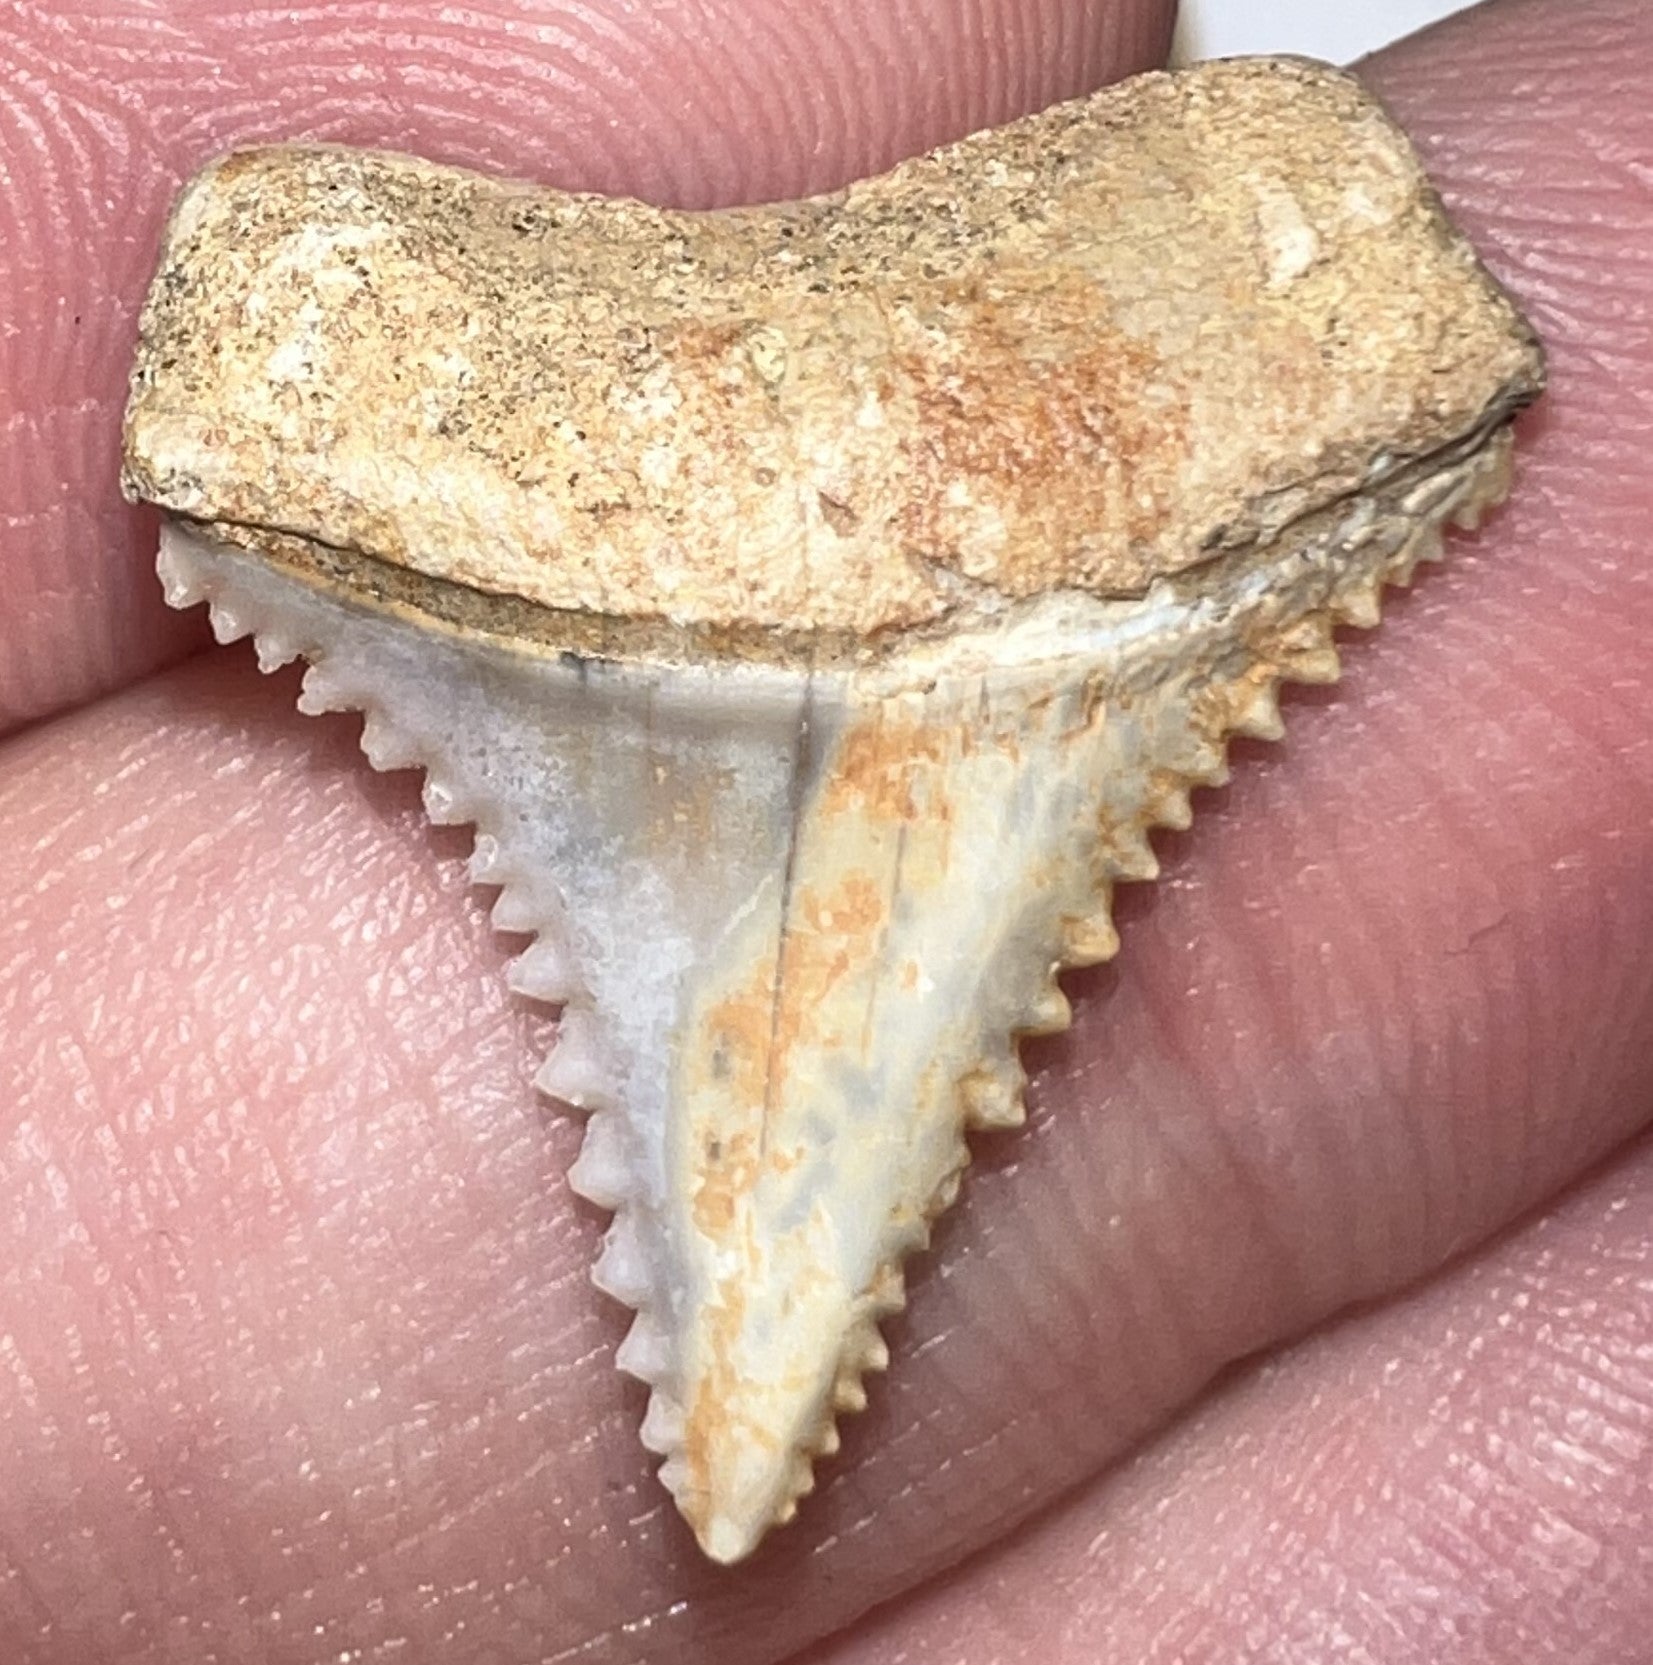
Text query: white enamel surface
155 431 1508 1560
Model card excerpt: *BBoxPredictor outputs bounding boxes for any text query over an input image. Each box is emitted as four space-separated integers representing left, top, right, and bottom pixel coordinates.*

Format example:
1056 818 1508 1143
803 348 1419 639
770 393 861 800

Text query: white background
1175 0 1471 64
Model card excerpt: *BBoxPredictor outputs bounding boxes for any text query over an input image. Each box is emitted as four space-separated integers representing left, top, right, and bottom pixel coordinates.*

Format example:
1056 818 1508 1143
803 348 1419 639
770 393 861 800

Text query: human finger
806 1134 1653 1665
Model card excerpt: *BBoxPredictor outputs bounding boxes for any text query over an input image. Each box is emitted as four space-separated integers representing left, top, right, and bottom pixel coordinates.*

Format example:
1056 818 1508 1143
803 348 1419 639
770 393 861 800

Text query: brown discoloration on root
123 58 1543 665
891 275 1187 583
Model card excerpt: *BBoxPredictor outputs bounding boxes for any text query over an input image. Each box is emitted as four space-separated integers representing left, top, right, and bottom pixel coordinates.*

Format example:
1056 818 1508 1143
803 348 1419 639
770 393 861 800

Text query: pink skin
805 1140 1653 1665
0 0 1649 1661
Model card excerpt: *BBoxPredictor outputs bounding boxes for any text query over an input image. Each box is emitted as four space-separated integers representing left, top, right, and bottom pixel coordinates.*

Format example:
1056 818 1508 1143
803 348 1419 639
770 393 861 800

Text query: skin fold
0 0 1648 1660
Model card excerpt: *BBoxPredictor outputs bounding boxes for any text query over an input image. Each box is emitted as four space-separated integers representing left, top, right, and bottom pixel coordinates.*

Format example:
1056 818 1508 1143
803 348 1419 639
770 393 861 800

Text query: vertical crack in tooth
119 56 1544 1566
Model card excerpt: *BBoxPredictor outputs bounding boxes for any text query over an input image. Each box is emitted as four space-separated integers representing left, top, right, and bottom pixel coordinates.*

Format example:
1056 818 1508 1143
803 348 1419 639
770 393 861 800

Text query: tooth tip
696 1514 765 1566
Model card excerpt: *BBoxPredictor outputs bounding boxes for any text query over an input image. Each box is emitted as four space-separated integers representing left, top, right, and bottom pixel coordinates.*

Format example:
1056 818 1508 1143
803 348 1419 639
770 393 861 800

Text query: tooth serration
147 429 1517 1560
123 52 1544 1565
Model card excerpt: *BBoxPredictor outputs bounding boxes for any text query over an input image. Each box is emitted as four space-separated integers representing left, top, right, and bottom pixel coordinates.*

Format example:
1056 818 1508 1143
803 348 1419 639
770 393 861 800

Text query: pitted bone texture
124 56 1541 666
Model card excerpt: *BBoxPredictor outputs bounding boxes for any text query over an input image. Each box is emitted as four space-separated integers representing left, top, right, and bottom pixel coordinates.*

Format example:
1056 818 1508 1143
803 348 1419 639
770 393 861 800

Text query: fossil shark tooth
121 55 1545 1563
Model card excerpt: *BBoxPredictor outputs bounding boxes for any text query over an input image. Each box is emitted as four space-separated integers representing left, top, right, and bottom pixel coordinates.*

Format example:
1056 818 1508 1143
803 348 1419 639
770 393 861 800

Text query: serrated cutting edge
150 426 1516 1563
